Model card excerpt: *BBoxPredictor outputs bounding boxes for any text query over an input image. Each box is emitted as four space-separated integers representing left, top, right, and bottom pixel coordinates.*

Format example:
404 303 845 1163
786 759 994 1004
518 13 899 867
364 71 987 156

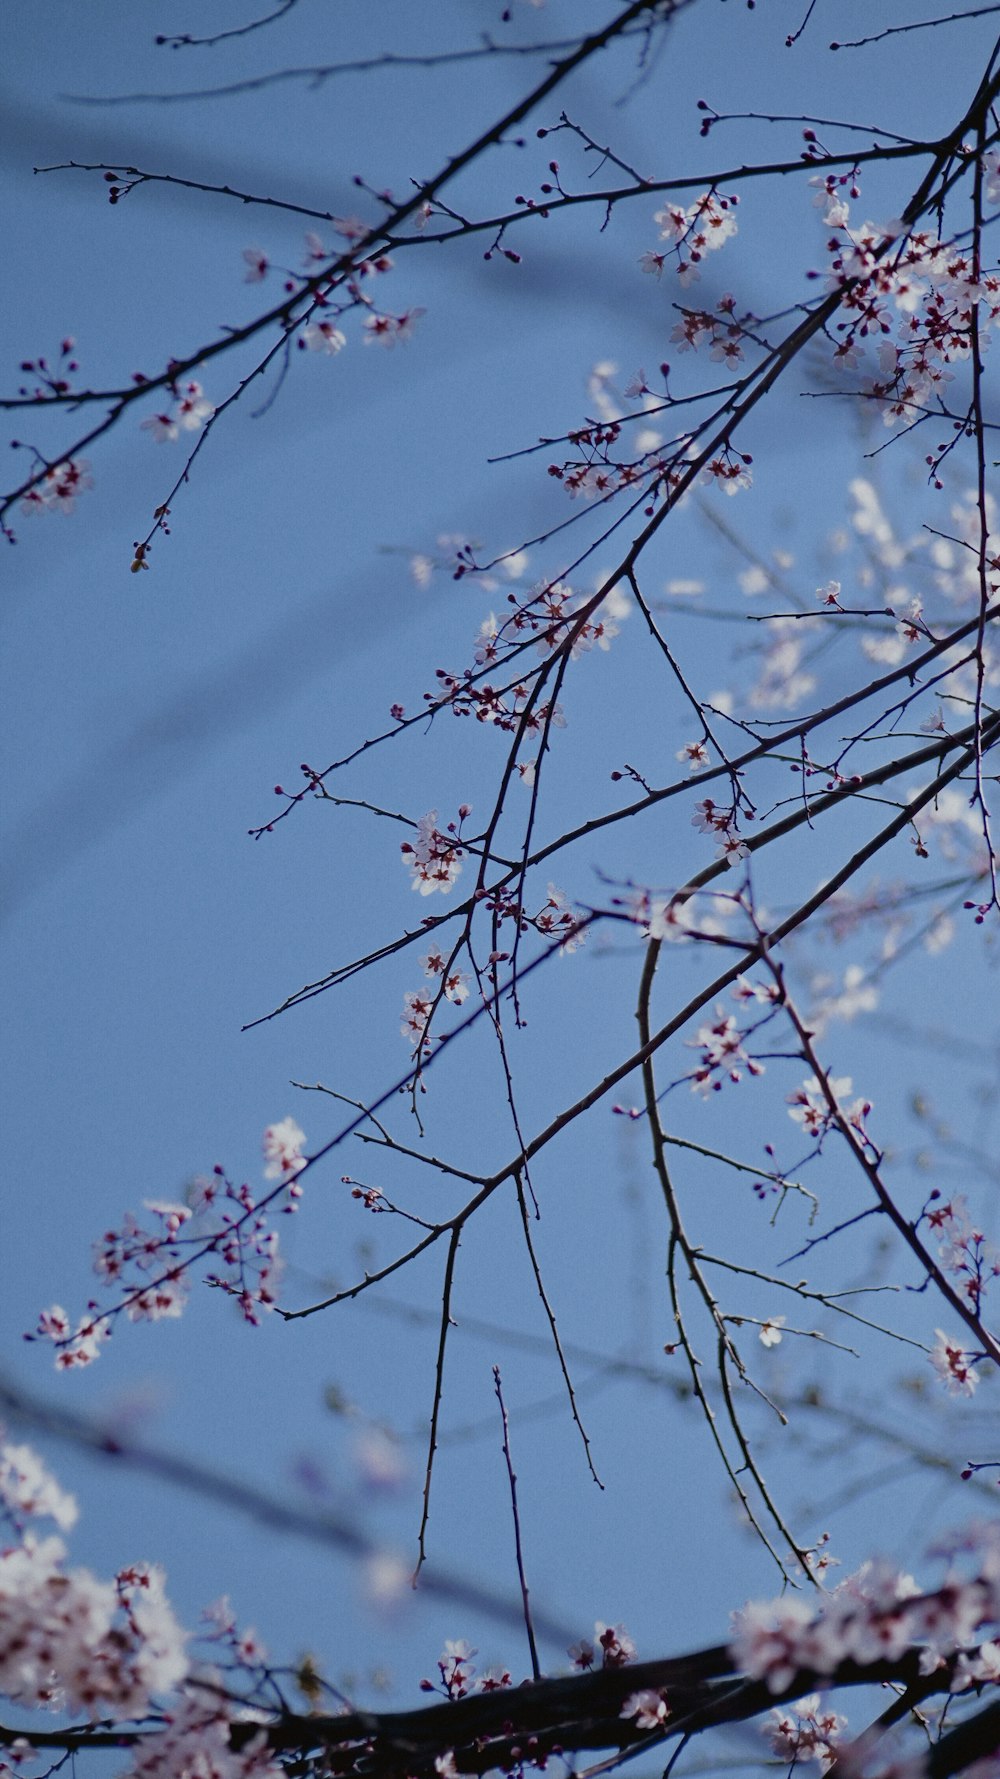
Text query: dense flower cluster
0 1534 187 1719
731 1526 1000 1695
401 809 468 895
768 1693 848 1770
420 1641 511 1700
0 1443 77 1532
0 1455 275 1774
122 1695 283 1779
821 190 1000 434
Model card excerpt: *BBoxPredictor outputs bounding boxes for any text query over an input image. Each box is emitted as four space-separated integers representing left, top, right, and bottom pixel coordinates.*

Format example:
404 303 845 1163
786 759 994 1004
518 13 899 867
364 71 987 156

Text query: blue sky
2 0 999 1739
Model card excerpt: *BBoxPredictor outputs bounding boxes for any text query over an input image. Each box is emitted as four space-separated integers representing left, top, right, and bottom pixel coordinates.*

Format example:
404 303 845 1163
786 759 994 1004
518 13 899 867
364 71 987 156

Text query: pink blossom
262 1117 307 1180
401 810 464 895
595 1621 636 1667
0 1525 187 1719
0 1443 78 1530
140 411 179 443
20 458 92 516
174 380 214 431
621 1688 670 1729
677 740 710 772
363 308 426 348
301 319 347 355
929 1329 979 1396
768 1695 847 1770
241 247 269 282
121 1696 281 1779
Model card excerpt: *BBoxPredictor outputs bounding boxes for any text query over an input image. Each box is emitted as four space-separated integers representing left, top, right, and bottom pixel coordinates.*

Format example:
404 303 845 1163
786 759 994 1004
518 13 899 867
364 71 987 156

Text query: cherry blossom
122 1696 282 1779
620 1688 671 1729
535 883 586 953
650 190 739 284
922 1196 1000 1317
0 1527 187 1719
262 1117 306 1180
174 380 214 430
31 1121 306 1365
141 381 213 443
676 740 710 772
929 1329 980 1397
241 246 269 282
140 411 179 443
595 1622 636 1667
953 1640 1000 1691
19 458 92 516
0 1443 78 1531
401 989 434 1048
786 1075 871 1143
300 319 347 354
768 1694 847 1770
686 1007 764 1095
401 809 466 895
422 1640 478 1700
363 307 426 347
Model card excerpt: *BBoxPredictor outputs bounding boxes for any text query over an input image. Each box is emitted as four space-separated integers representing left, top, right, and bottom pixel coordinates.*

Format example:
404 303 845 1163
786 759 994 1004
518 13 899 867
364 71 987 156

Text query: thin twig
493 1367 541 1681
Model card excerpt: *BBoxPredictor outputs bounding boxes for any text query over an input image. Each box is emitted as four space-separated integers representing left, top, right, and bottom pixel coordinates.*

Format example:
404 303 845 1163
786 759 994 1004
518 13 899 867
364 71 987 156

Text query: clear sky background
2 0 999 1743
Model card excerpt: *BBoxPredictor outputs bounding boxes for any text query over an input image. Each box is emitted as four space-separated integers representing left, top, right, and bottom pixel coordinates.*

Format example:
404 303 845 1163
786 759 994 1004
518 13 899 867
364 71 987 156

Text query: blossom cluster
0 1450 281 1778
19 457 92 517
924 1194 1000 1319
0 1533 187 1720
686 1002 766 1097
140 379 214 444
32 1121 306 1366
786 1074 872 1146
476 580 620 666
400 944 471 1050
0 1443 78 1533
691 796 752 867
420 1640 511 1699
816 163 1000 438
620 1687 671 1729
400 884 583 1053
247 224 423 359
669 292 747 363
642 188 740 286
768 1693 848 1770
568 1621 637 1670
427 577 622 739
401 808 469 895
731 1525 1000 1694
123 1695 283 1779
930 1329 982 1399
